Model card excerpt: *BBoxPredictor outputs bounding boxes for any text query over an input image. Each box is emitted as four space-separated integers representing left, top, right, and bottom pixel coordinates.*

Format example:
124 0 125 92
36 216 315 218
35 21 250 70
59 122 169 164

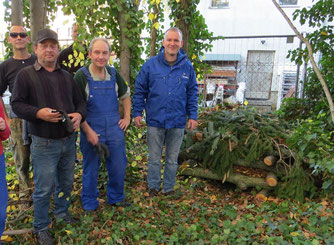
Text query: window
211 0 229 8
279 0 298 6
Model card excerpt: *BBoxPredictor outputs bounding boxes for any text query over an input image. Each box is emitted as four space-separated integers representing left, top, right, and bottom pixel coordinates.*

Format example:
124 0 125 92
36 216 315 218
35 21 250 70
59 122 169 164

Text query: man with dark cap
11 28 86 245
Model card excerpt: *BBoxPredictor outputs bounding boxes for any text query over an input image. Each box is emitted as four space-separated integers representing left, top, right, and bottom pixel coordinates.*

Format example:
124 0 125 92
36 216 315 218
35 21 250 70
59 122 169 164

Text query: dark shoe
164 190 182 199
164 190 175 196
36 229 54 245
149 189 159 197
56 213 79 224
110 200 131 207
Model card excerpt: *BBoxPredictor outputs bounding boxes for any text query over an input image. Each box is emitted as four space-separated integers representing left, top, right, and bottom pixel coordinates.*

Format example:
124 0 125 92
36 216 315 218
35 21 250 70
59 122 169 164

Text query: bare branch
272 0 334 124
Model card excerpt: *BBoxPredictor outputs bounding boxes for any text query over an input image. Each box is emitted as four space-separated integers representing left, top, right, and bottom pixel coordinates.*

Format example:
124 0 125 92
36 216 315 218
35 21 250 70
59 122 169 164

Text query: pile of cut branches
179 107 316 201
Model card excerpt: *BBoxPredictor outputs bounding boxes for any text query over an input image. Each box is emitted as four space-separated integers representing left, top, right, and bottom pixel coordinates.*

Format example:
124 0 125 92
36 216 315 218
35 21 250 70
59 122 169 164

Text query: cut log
255 189 268 201
179 148 288 176
266 172 278 187
264 155 277 166
3 228 33 235
179 166 270 190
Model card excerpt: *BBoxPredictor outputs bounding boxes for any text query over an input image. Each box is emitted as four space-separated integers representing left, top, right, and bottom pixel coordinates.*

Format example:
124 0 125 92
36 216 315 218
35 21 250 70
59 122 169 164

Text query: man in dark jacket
133 27 198 197
11 28 86 245
0 25 36 200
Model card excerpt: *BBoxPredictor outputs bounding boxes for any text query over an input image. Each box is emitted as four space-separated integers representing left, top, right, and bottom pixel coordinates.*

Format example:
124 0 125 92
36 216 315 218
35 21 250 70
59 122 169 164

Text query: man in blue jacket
133 27 198 197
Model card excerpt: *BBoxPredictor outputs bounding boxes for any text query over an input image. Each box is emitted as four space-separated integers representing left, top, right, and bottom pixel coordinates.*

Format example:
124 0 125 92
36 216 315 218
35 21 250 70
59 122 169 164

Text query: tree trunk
149 4 159 57
11 0 23 26
175 0 190 55
179 166 271 190
272 0 334 124
115 1 132 118
30 0 46 44
116 1 131 84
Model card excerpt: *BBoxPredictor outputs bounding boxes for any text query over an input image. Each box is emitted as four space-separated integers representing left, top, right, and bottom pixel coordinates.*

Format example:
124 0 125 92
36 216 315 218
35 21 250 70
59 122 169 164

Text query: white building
197 0 316 110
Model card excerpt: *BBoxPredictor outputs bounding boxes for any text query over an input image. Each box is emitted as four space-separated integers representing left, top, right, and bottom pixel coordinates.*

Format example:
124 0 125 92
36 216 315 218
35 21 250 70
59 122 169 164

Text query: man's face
7 26 30 51
34 39 59 67
89 40 110 69
162 30 183 57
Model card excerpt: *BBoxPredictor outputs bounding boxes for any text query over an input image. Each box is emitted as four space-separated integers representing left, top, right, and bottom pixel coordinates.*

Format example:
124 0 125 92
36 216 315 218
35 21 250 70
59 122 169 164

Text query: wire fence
201 35 314 111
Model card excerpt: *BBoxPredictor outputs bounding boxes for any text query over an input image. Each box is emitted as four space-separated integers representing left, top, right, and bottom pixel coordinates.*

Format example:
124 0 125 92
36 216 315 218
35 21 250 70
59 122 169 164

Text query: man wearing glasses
0 25 36 202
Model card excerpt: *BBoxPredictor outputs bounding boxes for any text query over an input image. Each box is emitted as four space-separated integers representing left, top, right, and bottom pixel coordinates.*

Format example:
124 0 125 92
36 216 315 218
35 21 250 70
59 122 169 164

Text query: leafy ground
2 126 334 244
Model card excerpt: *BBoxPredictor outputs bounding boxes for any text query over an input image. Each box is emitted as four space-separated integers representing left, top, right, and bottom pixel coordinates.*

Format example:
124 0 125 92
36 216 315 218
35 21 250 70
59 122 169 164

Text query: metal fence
201 35 313 111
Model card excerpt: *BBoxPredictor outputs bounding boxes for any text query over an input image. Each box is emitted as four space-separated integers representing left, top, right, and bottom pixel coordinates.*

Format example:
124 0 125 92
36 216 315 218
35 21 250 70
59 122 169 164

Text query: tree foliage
58 0 145 84
278 0 334 190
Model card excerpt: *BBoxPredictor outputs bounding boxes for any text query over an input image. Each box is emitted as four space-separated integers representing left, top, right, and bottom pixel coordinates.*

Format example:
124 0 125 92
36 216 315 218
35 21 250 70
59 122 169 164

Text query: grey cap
36 28 58 43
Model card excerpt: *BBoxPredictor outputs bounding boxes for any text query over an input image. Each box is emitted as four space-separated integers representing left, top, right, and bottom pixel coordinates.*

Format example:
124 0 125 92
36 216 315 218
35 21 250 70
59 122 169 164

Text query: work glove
94 142 110 159
56 110 74 134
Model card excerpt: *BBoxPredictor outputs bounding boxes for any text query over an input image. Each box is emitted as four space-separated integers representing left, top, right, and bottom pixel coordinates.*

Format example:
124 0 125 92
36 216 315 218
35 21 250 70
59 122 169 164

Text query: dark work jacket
11 61 86 139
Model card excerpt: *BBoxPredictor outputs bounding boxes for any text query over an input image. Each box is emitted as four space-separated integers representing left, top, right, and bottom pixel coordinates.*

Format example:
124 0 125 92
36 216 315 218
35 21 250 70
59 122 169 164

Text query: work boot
36 229 54 245
62 213 80 224
149 189 159 197
55 213 79 224
110 200 131 207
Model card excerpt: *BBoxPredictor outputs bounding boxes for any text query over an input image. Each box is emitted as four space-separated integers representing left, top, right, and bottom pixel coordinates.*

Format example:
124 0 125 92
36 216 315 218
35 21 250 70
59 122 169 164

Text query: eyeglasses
9 32 28 38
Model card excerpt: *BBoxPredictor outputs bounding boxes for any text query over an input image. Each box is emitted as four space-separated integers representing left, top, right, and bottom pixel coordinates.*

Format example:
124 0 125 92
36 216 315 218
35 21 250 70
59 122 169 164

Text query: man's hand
0 117 6 131
187 119 197 131
68 112 82 131
81 121 99 145
119 117 130 131
86 128 99 146
36 108 62 122
134 116 143 128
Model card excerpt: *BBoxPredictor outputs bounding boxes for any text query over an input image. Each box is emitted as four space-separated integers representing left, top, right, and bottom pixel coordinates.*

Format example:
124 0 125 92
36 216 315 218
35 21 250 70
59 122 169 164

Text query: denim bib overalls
80 67 127 210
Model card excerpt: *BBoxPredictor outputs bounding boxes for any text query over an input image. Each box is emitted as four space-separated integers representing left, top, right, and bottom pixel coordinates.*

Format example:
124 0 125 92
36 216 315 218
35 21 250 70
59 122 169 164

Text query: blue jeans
0 153 8 242
30 134 76 231
147 126 184 193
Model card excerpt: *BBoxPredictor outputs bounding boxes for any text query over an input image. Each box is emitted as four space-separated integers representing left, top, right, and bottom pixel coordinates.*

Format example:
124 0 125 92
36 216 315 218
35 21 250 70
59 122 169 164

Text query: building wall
197 0 315 36
197 0 315 109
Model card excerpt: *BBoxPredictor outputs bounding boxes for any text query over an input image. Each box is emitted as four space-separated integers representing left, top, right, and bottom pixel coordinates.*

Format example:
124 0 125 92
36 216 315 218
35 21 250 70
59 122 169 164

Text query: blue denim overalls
80 67 127 210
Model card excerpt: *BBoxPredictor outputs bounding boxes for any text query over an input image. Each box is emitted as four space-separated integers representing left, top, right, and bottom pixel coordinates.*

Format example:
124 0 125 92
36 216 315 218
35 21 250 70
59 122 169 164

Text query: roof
201 54 242 61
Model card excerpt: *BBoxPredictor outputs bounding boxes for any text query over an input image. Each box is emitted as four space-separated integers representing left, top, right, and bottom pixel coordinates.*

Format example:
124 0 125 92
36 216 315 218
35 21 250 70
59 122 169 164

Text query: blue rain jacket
133 47 198 129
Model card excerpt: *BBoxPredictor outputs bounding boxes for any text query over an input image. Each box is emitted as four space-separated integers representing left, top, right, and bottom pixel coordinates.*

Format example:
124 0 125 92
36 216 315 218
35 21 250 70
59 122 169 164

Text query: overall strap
82 66 92 80
106 66 116 78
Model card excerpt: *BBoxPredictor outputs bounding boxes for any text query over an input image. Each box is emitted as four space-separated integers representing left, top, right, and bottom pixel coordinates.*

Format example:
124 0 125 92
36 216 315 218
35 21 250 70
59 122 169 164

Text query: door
245 51 275 100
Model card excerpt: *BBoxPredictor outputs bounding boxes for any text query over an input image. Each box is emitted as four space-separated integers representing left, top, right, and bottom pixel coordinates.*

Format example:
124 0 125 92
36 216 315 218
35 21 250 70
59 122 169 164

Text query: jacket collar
33 60 62 71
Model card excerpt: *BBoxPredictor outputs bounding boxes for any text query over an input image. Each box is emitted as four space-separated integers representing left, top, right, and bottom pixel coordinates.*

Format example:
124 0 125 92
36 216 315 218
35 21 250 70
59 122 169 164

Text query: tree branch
272 0 334 124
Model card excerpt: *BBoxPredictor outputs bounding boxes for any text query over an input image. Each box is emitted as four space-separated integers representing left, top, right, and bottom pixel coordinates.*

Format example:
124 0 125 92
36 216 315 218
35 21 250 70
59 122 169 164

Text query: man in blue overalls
74 38 131 212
